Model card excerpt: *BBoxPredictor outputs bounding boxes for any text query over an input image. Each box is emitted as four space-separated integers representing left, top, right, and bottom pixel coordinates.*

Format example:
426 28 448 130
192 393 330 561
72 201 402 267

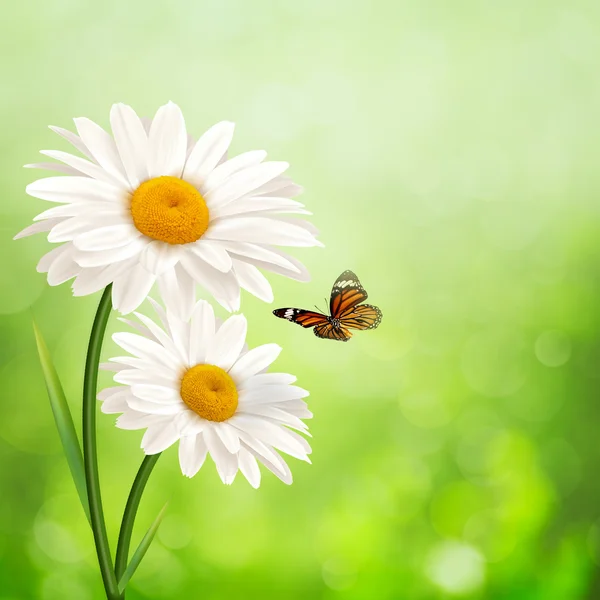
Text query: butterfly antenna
324 297 329 316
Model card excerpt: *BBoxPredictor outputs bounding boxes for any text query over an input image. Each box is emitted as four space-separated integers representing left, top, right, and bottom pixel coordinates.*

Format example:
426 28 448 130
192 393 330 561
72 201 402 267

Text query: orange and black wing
330 270 368 318
272 308 329 328
339 304 383 331
314 322 352 342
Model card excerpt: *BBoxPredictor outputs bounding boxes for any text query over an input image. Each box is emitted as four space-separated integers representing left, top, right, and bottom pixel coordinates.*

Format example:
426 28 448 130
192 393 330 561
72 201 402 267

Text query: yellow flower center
180 364 238 422
130 176 209 245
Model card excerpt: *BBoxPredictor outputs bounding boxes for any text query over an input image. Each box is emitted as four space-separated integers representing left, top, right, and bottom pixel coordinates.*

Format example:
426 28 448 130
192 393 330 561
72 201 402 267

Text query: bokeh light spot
158 513 193 550
535 330 571 367
322 557 357 591
425 541 485 595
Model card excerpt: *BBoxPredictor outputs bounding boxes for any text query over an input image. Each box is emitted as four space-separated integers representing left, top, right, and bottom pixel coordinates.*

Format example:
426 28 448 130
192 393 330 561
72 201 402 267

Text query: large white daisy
98 299 312 487
16 101 321 315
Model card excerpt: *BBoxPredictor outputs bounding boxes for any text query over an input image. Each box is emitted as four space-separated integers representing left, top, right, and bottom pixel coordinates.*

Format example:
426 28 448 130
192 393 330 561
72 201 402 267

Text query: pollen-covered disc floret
97 299 312 487
17 101 322 316
131 176 210 245
180 364 238 422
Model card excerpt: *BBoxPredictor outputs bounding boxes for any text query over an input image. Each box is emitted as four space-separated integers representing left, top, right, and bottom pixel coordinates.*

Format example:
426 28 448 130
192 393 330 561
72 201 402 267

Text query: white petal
108 355 155 369
176 410 207 436
214 422 241 453
131 384 181 404
73 237 147 268
49 125 96 162
239 385 309 405
236 248 311 282
26 176 126 204
230 415 308 461
73 224 140 251
255 450 293 485
128 395 184 415
139 241 182 276
112 332 181 371
25 162 84 176
47 247 80 285
147 297 170 331
236 434 285 475
97 386 124 401
49 125 95 161
275 216 320 237
261 182 304 199
147 102 187 178
40 150 126 187
157 264 195 321
189 300 215 365
229 343 281 383
238 447 261 488
34 201 128 222
117 410 170 430
179 254 240 312
37 244 69 273
179 435 208 477
48 213 129 243
232 259 273 302
73 117 128 186
110 103 149 189
205 162 289 209
211 241 300 273
164 308 190 362
142 421 180 454
71 258 136 296
99 362 122 372
239 373 297 389
111 263 156 314
250 175 297 197
101 390 130 414
205 216 321 247
239 404 309 433
14 218 63 240
212 196 306 219
114 368 178 388
205 314 247 372
200 150 266 195
183 121 235 186
203 426 238 485
187 241 232 273
242 442 292 484
132 311 184 363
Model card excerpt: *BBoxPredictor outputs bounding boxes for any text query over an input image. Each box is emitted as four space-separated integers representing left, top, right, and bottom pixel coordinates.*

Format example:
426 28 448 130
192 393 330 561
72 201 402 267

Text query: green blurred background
2 1 600 598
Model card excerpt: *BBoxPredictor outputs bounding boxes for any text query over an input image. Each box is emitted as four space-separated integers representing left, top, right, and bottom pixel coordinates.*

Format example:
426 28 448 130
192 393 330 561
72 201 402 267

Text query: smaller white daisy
99 299 312 487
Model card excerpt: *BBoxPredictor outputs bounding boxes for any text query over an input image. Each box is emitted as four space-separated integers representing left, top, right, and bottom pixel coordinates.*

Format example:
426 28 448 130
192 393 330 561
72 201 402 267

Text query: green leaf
32 319 90 525
118 502 168 593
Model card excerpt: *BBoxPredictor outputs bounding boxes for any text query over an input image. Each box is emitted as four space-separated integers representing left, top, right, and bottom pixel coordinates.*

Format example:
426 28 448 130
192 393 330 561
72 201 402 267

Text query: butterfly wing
339 304 383 330
314 322 352 342
330 270 368 318
272 308 329 328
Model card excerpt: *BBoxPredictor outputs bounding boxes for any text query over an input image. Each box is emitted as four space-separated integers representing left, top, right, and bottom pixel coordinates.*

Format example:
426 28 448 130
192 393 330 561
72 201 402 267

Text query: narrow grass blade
32 319 90 524
118 503 168 593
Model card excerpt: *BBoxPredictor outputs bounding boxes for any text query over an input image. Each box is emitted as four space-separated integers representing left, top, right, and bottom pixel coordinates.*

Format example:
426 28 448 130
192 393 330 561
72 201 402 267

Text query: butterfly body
273 270 382 341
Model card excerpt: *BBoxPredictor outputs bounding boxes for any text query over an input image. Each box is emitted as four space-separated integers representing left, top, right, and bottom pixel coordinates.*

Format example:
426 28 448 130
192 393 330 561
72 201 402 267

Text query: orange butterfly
273 270 382 341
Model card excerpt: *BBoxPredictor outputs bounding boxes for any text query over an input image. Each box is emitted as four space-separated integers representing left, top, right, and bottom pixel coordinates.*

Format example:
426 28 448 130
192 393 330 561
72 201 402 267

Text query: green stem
115 453 161 582
83 285 121 600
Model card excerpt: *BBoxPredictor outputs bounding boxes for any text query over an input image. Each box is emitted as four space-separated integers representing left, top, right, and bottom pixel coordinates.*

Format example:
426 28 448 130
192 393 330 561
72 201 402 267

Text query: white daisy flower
98 299 313 487
17 101 321 315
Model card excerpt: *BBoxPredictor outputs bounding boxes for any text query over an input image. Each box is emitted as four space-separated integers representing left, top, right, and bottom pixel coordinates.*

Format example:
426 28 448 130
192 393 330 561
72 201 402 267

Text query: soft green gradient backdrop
2 1 600 598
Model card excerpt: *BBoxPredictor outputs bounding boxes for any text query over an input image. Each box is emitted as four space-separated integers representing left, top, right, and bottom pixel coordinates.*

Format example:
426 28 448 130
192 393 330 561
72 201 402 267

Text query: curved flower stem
83 286 121 600
115 453 162 582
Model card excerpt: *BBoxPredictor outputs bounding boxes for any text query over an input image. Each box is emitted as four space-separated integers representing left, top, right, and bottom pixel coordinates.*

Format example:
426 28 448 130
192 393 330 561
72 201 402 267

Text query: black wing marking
330 270 368 317
272 308 329 328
